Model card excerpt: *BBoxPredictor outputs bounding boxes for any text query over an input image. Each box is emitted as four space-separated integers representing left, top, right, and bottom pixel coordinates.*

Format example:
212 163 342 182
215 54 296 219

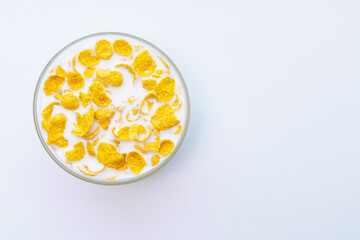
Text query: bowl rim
33 32 190 185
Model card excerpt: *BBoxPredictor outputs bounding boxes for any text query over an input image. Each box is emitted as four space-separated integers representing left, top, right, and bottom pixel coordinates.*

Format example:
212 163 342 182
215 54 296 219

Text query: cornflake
45 113 68 148
79 92 91 108
42 102 60 121
115 64 136 81
56 66 67 78
113 39 133 56
174 125 182 135
133 50 156 77
142 79 157 91
127 151 146 175
67 72 84 91
154 77 175 103
61 93 79 110
151 155 160 166
95 39 113 60
65 142 85 161
151 104 180 131
83 68 95 78
159 139 175 156
98 119 110 130
44 75 65 95
106 71 123 87
86 142 96 156
96 142 126 168
96 69 110 79
88 82 112 107
72 108 95 136
94 108 115 120
78 49 100 67
143 136 161 152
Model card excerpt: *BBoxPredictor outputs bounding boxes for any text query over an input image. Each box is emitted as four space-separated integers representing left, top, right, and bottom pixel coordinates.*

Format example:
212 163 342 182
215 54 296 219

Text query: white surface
1 0 360 239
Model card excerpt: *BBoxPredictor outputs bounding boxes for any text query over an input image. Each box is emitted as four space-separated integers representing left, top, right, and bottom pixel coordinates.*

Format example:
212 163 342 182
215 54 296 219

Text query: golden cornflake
174 125 182 135
65 142 85 161
143 136 161 152
60 93 79 110
92 138 100 146
172 94 179 107
127 151 146 175
106 71 123 87
115 64 136 81
155 70 164 75
72 108 95 136
151 104 180 131
42 102 60 121
83 68 95 78
159 139 174 156
142 79 157 91
158 56 170 69
113 39 133 56
96 142 126 169
84 165 105 174
133 50 156 77
83 126 100 140
67 72 85 91
78 49 100 67
55 93 62 100
140 92 158 115
96 69 110 79
135 145 147 154
86 142 96 156
151 154 160 166
44 75 65 95
111 139 120 147
56 66 67 78
88 82 112 107
94 108 115 120
78 166 96 176
95 39 113 60
98 119 110 130
79 92 91 108
45 113 68 148
147 100 154 111
154 76 175 103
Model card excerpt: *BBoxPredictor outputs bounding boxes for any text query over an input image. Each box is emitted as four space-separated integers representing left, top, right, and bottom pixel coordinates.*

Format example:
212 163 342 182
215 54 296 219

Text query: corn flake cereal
65 142 85 161
45 113 68 148
44 75 65 95
151 155 160 166
98 119 110 130
95 39 113 60
42 102 60 121
174 125 182 135
159 139 175 156
142 79 157 91
83 68 95 78
154 77 175 103
86 142 96 156
94 108 115 120
72 108 95 136
40 36 186 181
115 64 136 81
127 151 146 175
106 71 123 87
78 49 100 67
61 93 79 110
56 66 67 78
67 72 85 91
133 50 156 77
151 104 180 131
88 82 112 107
96 142 125 168
113 39 133 56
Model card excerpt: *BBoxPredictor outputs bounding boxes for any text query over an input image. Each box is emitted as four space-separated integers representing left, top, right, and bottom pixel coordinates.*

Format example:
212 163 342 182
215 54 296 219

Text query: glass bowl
33 32 190 185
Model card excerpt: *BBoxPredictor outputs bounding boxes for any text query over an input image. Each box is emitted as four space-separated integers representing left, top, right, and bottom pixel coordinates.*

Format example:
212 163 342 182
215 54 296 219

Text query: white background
1 0 360 239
